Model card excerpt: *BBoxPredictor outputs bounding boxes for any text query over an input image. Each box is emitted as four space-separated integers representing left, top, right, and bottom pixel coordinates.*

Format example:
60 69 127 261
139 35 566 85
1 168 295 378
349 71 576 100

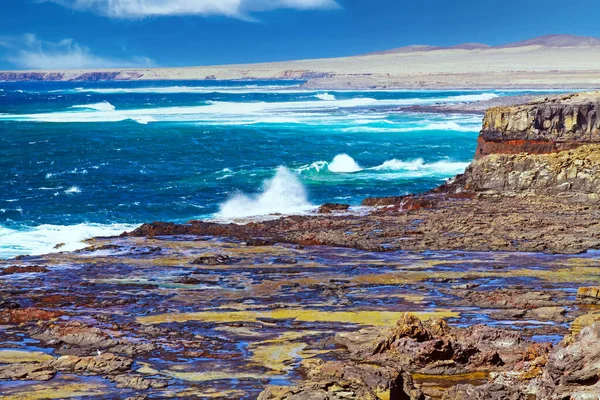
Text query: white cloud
0 34 155 69
47 0 340 19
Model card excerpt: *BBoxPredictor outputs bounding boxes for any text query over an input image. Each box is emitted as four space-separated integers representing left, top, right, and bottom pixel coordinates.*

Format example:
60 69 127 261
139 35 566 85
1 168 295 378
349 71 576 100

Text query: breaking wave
370 158 469 175
298 154 469 179
327 154 363 173
0 93 497 125
315 93 336 101
217 167 313 219
70 101 116 112
0 223 139 259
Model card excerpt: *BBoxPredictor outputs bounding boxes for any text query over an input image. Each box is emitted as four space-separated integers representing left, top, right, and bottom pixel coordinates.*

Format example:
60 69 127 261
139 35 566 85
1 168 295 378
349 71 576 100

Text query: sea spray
0 223 138 259
218 167 313 219
328 154 363 173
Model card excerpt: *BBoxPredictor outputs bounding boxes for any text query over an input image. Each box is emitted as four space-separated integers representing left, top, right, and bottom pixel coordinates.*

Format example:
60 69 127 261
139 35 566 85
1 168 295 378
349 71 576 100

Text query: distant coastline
3 35 600 89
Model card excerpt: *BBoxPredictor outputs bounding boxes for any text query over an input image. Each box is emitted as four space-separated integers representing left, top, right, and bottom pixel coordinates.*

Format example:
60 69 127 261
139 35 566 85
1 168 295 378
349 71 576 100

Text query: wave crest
328 154 362 173
70 101 116 112
218 167 313 219
315 93 336 101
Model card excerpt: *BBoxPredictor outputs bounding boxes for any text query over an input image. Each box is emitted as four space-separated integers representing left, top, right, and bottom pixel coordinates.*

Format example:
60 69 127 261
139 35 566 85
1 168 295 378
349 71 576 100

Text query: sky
0 0 599 70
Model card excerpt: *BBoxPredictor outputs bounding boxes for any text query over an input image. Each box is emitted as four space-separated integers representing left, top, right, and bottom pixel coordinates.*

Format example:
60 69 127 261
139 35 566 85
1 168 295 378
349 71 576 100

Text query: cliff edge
458 92 600 202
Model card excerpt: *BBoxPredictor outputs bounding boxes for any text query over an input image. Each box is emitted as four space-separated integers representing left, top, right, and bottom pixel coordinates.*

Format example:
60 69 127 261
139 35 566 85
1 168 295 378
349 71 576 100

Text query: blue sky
1 0 599 70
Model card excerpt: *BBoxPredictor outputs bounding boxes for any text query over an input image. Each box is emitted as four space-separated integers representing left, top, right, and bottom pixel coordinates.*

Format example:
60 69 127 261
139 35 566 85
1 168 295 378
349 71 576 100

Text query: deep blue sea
0 80 566 258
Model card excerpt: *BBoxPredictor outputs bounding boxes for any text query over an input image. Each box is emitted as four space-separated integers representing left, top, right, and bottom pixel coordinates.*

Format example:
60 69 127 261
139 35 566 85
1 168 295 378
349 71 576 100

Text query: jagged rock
258 359 425 400
31 321 118 349
0 307 63 324
110 373 169 390
538 322 600 398
0 363 55 381
191 254 232 265
476 92 600 158
47 353 133 375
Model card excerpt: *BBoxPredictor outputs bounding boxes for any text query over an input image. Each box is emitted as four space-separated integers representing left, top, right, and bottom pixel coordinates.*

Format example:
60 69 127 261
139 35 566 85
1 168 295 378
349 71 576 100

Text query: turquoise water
0 81 563 257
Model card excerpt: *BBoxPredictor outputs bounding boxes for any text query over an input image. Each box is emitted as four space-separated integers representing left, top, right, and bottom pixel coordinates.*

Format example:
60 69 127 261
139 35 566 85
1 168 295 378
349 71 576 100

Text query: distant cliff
456 92 600 202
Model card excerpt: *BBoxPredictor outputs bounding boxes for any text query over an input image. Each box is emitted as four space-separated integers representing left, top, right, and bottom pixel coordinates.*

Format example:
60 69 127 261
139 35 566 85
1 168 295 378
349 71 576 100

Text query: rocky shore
2 92 600 398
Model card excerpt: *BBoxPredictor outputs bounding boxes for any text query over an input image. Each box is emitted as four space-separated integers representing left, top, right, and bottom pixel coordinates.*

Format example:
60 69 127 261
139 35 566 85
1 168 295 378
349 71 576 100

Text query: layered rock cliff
456 92 600 202
475 92 600 158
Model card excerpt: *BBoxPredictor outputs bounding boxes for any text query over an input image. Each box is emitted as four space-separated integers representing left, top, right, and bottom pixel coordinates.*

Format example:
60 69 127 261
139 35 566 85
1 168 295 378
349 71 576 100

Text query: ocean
0 80 561 258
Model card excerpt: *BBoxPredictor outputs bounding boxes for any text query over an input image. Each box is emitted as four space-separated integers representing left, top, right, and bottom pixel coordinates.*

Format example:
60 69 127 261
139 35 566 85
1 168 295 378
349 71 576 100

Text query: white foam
0 94 495 125
315 93 336 101
70 101 116 112
370 158 470 175
422 122 481 132
0 223 138 259
64 186 82 194
328 154 363 173
217 166 313 219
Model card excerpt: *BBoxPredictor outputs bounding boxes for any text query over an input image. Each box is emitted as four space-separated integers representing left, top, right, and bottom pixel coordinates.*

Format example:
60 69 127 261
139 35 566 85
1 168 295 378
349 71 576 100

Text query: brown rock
0 363 55 381
47 353 133 375
318 203 350 213
0 265 49 276
0 308 63 324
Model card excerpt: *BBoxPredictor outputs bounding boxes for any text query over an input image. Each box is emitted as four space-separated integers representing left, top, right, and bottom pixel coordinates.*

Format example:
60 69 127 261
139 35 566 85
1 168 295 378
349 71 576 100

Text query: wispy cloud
0 34 155 69
46 0 340 19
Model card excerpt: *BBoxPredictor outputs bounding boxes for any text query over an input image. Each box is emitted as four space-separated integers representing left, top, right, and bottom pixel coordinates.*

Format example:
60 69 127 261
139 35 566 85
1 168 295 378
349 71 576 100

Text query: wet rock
31 321 118 349
246 238 276 246
318 203 350 213
175 276 203 285
0 308 63 324
259 359 425 400
0 363 55 381
110 373 169 390
191 254 232 265
0 265 49 276
0 300 20 310
47 353 133 375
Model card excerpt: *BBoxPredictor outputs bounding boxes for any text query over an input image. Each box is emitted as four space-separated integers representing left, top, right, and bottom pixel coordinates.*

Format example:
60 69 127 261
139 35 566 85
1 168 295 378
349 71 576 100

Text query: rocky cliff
457 92 600 202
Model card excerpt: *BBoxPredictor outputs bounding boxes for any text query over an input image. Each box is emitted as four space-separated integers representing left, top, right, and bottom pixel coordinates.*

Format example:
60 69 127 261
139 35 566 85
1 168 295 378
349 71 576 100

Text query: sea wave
315 93 336 101
70 101 116 112
327 154 363 173
0 223 139 259
217 166 313 219
370 158 469 174
298 154 469 179
0 94 496 125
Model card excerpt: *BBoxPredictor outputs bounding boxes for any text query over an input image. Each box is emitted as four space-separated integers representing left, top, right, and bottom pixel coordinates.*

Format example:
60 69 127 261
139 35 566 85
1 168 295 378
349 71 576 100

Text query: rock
0 308 63 324
318 203 350 213
538 322 600 398
258 359 425 400
476 92 600 158
0 363 55 381
31 321 118 349
191 254 232 265
576 286 600 303
570 312 600 335
0 265 49 276
47 353 133 375
110 373 168 390
175 276 203 285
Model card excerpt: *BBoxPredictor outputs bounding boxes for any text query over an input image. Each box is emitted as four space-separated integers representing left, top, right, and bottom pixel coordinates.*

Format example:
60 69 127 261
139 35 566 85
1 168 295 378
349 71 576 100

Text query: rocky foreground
2 92 600 399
